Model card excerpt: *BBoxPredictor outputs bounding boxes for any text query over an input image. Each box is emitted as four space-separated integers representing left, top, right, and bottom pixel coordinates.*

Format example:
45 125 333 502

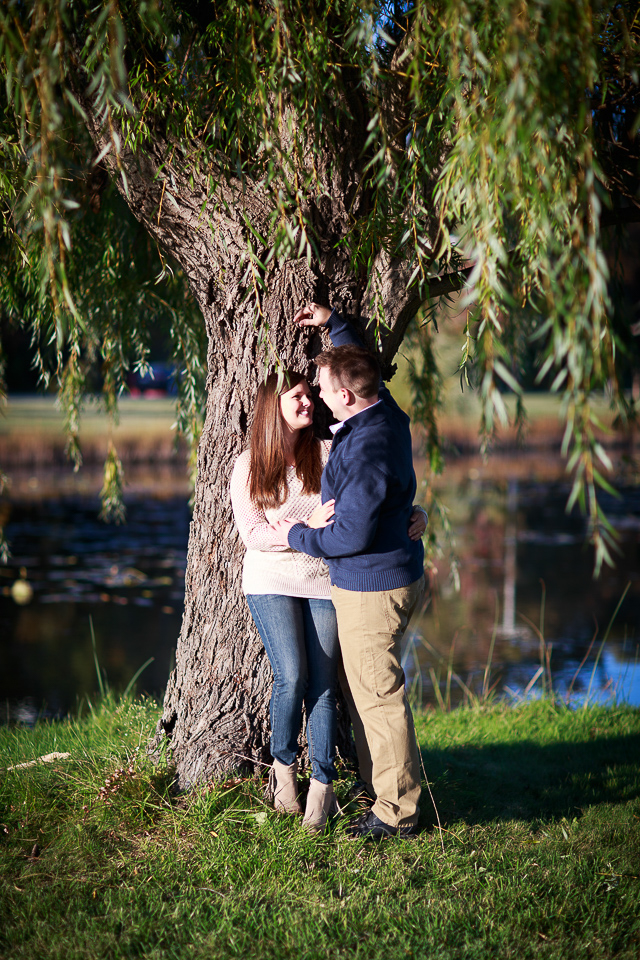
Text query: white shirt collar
329 399 381 434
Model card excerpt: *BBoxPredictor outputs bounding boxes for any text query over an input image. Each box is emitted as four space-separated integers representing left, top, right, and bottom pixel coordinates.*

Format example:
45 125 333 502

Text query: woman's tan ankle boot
271 758 303 815
302 778 336 833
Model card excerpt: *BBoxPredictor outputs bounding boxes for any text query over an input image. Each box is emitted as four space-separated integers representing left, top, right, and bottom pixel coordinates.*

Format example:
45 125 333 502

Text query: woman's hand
408 507 428 541
294 302 332 327
269 518 297 547
307 499 335 529
268 500 334 546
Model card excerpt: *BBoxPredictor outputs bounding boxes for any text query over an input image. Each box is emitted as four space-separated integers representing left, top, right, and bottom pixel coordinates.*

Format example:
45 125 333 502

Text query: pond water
408 467 640 710
1 467 190 723
1 459 639 722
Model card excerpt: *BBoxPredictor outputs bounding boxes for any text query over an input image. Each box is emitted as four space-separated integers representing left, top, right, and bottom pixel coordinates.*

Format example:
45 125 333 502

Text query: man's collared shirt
329 399 381 435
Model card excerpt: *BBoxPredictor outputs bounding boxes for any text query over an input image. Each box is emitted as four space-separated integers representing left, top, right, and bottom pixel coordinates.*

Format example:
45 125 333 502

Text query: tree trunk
157 259 357 788
79 100 422 789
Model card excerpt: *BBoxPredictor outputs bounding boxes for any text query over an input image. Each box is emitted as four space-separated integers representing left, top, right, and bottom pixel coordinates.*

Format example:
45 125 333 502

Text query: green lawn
389 329 618 438
2 696 639 959
0 396 177 440
2 357 619 454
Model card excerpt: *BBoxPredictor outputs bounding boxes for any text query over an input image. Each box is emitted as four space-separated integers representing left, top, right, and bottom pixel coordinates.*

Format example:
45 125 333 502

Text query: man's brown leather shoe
347 809 417 839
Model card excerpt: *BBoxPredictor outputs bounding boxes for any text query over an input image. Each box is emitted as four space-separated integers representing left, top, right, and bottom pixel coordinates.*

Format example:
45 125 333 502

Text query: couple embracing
230 304 426 839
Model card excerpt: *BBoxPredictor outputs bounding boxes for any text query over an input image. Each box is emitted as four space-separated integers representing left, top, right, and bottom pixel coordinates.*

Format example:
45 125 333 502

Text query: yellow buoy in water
11 578 33 605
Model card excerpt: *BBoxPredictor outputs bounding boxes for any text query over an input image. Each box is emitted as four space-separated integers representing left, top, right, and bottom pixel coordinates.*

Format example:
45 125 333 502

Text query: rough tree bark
80 98 423 789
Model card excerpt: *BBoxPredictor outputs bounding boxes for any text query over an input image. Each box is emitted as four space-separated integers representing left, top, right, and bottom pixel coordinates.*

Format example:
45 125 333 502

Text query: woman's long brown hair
249 370 323 510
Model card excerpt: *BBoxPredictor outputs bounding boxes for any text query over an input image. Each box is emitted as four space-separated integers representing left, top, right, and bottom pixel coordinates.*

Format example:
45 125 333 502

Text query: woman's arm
229 454 288 551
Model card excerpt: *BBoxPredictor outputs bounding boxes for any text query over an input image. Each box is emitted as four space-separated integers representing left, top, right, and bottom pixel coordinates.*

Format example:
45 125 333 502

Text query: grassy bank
0 397 187 473
1 697 639 959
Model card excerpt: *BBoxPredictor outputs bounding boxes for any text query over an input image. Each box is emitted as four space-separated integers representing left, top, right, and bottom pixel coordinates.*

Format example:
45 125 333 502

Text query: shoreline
2 391 636 467
1 395 188 470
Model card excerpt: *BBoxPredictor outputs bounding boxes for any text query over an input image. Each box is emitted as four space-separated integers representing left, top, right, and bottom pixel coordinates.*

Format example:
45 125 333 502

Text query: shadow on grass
420 732 640 826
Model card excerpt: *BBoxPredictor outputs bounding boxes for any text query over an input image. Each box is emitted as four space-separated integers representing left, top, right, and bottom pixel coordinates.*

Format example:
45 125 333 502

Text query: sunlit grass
2 694 639 959
0 396 177 440
390 333 617 437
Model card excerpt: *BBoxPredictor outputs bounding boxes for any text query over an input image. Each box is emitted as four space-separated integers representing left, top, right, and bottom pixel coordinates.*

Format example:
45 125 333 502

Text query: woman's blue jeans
247 595 339 784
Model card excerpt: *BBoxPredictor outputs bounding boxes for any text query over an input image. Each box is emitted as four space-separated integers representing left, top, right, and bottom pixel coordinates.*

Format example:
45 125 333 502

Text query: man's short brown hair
315 344 380 400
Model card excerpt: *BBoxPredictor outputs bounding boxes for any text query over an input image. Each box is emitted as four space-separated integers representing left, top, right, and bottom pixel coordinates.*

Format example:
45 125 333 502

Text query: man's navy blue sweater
288 311 424 592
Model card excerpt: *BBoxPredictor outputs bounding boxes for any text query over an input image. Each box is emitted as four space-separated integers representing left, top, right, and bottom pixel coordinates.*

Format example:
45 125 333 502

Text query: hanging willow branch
0 0 638 570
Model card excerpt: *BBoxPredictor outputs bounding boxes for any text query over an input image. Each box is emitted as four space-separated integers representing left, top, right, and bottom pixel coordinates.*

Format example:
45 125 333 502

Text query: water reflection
1 460 639 721
1 468 190 722
407 469 640 709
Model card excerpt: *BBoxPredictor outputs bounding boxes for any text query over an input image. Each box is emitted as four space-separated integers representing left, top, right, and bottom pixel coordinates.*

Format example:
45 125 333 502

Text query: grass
390 333 617 443
4 360 617 449
2 695 640 959
0 396 178 440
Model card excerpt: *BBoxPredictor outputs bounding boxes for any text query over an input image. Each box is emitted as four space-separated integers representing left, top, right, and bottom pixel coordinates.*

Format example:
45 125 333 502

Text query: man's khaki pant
331 576 425 828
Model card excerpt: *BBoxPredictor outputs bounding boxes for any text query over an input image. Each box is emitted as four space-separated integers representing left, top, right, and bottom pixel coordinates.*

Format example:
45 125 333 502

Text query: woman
230 369 339 832
230 362 427 833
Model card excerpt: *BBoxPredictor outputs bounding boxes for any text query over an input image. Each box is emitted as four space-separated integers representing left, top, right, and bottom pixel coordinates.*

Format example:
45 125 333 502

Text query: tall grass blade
520 594 554 700
123 658 155 700
444 636 456 711
544 641 554 700
428 665 447 712
418 750 445 856
450 670 478 706
89 616 106 699
482 596 499 702
539 579 546 643
538 580 549 696
566 628 597 702
584 582 631 706
524 665 544 696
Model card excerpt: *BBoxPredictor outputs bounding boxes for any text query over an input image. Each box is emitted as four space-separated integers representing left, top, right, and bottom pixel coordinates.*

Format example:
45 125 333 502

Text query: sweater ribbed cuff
329 562 425 593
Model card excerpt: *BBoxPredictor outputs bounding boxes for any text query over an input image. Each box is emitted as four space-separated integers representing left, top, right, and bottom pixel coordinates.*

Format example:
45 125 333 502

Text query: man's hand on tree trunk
294 302 332 327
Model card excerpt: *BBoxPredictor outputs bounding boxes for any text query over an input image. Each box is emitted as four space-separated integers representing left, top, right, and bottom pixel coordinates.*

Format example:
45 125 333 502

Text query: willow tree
1 0 638 785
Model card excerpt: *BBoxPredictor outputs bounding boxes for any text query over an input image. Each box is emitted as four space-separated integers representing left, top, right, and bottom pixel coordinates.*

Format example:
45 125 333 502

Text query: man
274 302 426 838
